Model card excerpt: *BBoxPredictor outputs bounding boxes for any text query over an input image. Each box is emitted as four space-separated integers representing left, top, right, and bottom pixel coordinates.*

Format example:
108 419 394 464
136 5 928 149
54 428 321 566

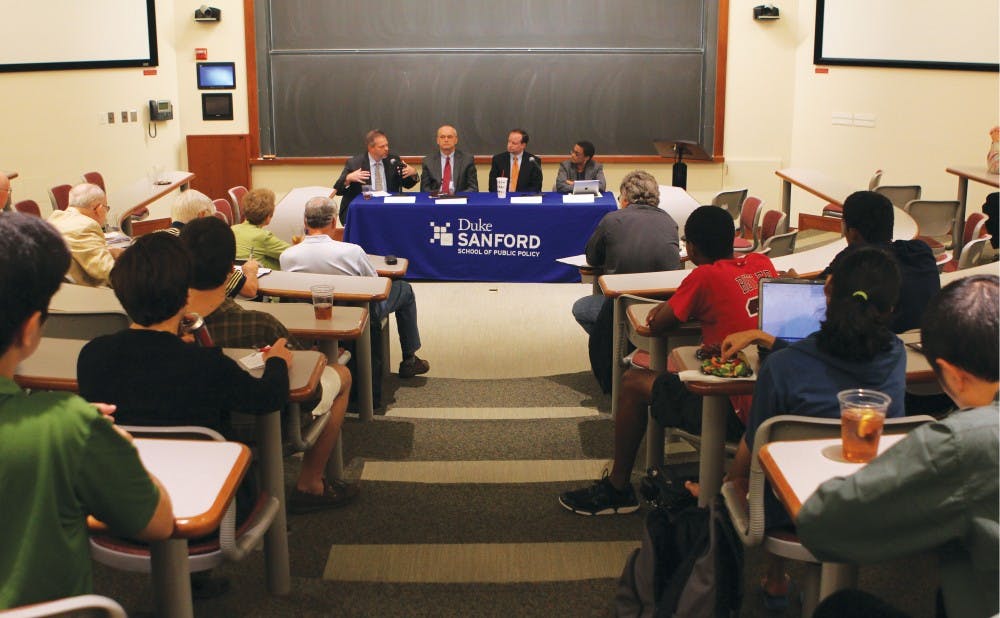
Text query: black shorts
649 372 745 443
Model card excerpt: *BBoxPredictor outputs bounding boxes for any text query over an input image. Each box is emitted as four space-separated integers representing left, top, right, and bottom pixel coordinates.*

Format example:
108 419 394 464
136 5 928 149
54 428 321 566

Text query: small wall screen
197 62 236 89
202 93 234 120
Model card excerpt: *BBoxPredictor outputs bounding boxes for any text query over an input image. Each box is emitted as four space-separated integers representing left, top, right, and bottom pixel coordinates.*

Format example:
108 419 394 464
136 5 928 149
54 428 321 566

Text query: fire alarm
195 48 208 60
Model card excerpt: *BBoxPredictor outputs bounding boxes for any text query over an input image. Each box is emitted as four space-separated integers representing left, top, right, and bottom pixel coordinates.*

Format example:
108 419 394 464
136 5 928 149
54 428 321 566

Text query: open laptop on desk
572 179 601 195
758 278 826 344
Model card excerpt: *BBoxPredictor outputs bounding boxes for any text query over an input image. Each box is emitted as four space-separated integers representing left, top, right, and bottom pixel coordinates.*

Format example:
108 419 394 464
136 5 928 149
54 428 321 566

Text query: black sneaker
398 355 430 378
559 475 640 516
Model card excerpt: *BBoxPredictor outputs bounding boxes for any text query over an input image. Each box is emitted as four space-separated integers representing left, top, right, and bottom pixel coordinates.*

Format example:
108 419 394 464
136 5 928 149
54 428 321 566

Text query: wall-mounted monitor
197 62 236 89
202 93 234 121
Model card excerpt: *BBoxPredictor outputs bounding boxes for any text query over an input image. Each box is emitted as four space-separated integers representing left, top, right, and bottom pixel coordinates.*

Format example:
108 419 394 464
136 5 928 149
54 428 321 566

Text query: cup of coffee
496 176 508 199
310 284 334 320
837 388 891 463
362 184 373 200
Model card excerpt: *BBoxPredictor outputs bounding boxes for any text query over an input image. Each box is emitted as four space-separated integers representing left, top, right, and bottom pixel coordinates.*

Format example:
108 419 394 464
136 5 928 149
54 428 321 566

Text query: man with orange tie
489 129 543 194
420 125 478 195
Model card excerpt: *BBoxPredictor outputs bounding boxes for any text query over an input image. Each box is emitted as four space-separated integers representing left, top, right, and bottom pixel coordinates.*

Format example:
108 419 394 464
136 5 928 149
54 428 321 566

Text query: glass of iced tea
837 389 891 463
310 284 334 320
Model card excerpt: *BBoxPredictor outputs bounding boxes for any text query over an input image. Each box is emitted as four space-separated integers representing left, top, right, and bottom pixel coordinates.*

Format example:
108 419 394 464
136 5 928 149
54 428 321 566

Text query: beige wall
4 1 997 222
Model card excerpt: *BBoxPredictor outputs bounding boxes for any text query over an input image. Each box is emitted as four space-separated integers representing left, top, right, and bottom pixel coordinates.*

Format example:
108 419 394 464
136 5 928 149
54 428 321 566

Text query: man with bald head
280 196 430 379
47 183 123 286
420 125 478 194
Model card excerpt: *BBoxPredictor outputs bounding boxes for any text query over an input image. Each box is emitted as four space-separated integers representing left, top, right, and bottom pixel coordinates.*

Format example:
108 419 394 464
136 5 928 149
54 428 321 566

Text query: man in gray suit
420 125 478 194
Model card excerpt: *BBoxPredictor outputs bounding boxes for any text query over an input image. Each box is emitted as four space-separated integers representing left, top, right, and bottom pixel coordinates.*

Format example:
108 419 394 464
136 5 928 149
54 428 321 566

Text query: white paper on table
382 195 413 203
435 198 467 205
510 196 543 204
239 351 266 370
557 254 590 267
371 191 392 198
562 194 595 204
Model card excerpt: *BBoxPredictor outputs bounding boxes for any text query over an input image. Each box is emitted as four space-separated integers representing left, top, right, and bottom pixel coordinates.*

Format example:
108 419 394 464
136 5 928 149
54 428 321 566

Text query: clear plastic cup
838 389 891 463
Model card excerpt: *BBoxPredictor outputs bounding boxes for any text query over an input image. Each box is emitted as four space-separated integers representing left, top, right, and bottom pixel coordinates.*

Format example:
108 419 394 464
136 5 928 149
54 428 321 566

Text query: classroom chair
956 237 993 270
721 414 935 618
228 185 248 224
13 199 41 218
874 184 922 210
1 594 126 618
761 229 798 258
711 188 748 224
904 199 961 254
213 198 234 225
733 196 764 253
81 171 107 192
941 213 990 272
48 184 71 211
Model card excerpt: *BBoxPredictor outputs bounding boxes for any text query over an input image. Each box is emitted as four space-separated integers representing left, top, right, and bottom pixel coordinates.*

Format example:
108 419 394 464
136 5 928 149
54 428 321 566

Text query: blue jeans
376 280 421 357
572 294 607 336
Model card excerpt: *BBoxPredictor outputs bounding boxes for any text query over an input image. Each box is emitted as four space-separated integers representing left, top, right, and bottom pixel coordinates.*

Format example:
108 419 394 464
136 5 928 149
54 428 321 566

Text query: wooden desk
775 167 858 219
129 438 250 618
257 272 389 420
367 254 409 279
13 338 325 611
946 166 999 261
110 171 194 225
758 435 905 520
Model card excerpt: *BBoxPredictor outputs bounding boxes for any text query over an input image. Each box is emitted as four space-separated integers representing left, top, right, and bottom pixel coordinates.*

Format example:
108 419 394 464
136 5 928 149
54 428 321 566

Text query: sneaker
398 355 430 378
559 475 640 516
287 479 360 514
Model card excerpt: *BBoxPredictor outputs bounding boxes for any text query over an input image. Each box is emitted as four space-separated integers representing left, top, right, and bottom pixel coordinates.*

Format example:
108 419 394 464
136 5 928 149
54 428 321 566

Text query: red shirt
668 252 776 345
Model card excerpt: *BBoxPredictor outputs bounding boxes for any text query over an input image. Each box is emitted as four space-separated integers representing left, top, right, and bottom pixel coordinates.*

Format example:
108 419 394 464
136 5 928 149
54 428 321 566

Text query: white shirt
279 234 376 277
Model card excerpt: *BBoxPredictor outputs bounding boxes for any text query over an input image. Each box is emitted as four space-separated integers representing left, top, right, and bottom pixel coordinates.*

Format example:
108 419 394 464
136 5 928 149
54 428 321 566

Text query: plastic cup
838 389 891 463
362 184 373 200
310 284 333 320
496 176 508 199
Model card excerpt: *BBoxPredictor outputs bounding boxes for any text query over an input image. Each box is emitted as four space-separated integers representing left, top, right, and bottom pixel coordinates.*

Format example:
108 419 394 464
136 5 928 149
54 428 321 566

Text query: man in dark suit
488 129 543 193
332 129 419 225
420 125 478 194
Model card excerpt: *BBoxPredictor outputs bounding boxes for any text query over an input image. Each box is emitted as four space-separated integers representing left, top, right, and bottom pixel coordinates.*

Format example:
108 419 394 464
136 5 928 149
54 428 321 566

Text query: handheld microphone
388 156 405 175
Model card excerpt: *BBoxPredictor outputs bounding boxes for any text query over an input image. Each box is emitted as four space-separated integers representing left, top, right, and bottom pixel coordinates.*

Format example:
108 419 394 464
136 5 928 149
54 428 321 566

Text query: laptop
757 278 827 343
572 179 601 195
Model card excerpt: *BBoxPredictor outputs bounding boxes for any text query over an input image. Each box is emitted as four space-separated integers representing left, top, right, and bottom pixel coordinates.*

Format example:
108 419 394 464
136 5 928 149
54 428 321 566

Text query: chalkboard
254 0 720 157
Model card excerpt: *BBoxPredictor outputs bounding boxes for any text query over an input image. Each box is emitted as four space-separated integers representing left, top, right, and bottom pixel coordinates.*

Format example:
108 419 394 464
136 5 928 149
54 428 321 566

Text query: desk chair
81 171 107 192
874 184 922 210
228 186 248 224
711 188 748 224
1 594 126 618
42 312 129 340
48 184 71 211
13 199 41 218
822 170 881 218
734 197 764 253
89 426 280 589
130 217 171 237
957 236 993 270
213 198 234 225
760 229 798 258
904 199 961 254
942 213 990 272
721 414 934 618
282 366 345 480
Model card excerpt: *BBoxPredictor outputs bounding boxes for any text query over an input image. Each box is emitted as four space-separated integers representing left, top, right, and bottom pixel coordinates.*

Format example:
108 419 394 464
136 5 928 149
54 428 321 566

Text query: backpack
615 468 744 618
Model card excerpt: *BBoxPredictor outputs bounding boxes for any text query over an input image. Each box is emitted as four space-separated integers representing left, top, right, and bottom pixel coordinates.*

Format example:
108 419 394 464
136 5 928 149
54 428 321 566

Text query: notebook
757 278 826 343
572 179 601 195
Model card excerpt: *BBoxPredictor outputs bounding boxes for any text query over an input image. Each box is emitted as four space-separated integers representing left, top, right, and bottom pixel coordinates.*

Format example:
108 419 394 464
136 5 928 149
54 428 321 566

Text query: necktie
442 155 452 193
510 157 520 192
373 161 384 191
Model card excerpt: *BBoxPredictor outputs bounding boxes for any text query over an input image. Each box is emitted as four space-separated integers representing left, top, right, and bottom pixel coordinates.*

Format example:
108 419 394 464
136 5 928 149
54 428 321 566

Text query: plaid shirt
203 298 303 350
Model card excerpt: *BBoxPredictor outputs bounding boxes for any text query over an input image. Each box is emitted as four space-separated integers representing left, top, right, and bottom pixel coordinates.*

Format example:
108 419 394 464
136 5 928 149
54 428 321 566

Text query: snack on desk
695 343 721 361
700 351 753 378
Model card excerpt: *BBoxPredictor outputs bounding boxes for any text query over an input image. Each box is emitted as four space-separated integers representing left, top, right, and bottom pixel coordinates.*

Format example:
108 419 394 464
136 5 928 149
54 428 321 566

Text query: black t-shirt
78 329 289 439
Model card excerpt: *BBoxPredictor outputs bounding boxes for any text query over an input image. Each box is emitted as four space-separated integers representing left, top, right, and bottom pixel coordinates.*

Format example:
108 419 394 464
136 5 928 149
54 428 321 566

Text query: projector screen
815 0 999 71
0 0 157 72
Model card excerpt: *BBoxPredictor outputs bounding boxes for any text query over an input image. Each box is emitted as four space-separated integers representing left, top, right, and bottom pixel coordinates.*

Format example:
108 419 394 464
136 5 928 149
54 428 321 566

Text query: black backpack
615 468 744 618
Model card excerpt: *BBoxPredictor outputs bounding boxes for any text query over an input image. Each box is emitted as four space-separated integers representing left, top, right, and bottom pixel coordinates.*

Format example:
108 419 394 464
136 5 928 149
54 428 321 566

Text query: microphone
387 156 405 175
527 156 538 167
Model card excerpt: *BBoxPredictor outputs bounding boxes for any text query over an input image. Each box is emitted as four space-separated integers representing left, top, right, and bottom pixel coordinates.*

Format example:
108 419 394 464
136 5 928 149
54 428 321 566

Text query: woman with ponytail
719 246 907 608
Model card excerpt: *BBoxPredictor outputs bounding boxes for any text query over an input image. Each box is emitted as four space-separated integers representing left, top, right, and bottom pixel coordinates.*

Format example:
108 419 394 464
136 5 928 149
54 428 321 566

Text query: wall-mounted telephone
148 99 173 121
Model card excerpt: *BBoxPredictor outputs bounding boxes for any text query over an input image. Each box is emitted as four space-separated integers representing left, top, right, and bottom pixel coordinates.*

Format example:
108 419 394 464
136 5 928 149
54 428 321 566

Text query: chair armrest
220 494 280 562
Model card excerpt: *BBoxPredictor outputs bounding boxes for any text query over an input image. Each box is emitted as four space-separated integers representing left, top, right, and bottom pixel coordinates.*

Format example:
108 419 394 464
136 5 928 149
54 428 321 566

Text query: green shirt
231 221 290 270
0 377 161 609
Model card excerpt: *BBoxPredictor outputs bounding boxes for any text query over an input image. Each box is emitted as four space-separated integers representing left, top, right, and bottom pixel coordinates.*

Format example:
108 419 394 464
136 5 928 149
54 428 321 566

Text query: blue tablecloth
344 192 617 282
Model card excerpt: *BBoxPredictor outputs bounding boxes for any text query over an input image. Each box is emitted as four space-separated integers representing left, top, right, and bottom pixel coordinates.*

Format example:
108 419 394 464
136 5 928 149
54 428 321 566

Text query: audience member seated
77 232 356 513
718 247 906 608
554 140 607 194
47 183 122 286
231 188 290 270
823 190 939 333
168 190 260 299
280 196 430 379
0 213 172 609
572 170 681 335
797 275 999 618
559 206 776 516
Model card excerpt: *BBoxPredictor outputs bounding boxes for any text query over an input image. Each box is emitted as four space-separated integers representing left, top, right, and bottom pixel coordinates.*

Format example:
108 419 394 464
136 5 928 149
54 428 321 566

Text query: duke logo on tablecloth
428 221 454 246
